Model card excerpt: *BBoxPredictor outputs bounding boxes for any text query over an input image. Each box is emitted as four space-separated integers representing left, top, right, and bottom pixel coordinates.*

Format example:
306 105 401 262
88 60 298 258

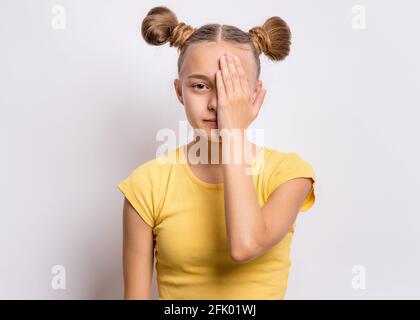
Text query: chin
196 127 221 142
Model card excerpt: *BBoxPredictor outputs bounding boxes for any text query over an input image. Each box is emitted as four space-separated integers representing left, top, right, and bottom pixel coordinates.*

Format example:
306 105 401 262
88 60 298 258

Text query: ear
174 79 184 105
252 80 263 103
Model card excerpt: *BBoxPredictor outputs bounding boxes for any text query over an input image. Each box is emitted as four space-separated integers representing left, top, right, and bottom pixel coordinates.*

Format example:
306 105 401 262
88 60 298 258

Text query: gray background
1 0 419 299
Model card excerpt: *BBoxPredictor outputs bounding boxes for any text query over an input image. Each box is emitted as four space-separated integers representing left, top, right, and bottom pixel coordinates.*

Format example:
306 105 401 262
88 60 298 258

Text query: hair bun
248 16 291 61
170 22 197 49
141 6 196 50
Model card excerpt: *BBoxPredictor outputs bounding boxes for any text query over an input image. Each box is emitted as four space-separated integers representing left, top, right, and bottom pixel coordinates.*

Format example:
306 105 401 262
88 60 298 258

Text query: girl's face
174 41 262 142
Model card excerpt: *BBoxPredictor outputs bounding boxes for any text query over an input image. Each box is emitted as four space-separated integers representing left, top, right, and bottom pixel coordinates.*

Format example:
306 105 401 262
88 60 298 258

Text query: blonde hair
141 6 291 79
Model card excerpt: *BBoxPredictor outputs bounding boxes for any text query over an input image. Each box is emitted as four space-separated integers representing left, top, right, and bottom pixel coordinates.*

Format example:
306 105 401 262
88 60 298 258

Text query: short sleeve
266 152 316 212
117 161 162 228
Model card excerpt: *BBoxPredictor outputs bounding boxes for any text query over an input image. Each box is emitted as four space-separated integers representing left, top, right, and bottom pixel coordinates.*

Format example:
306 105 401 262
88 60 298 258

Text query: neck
187 134 257 166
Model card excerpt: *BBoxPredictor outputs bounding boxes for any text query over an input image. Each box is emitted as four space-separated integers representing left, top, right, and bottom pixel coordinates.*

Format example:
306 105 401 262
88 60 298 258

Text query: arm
223 138 313 264
215 52 313 263
122 197 154 299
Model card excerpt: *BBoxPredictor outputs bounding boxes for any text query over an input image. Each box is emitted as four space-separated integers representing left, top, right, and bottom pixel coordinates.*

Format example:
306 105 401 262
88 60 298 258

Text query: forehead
181 41 257 81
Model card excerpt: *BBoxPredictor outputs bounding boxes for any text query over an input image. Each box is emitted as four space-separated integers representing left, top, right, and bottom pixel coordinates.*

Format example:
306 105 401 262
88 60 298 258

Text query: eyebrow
187 74 213 81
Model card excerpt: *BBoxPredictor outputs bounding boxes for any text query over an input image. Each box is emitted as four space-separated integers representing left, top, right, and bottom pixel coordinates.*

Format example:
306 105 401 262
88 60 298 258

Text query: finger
233 55 251 97
216 70 227 105
226 52 241 94
220 55 234 97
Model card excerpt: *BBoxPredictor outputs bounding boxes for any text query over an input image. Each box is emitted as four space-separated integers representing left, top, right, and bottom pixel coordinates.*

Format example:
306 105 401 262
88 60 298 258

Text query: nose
207 91 218 111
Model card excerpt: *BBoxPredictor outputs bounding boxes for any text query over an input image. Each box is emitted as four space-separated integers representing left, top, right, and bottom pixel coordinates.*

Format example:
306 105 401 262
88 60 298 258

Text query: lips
204 119 218 127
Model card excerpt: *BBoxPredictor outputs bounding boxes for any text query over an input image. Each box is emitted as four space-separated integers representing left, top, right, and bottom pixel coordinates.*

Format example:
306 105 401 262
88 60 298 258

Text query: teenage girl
118 6 316 300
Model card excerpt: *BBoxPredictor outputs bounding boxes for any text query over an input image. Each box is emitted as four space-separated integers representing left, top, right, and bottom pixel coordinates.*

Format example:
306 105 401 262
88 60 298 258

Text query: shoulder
128 147 178 181
118 147 180 225
119 147 180 204
263 146 315 176
261 146 316 204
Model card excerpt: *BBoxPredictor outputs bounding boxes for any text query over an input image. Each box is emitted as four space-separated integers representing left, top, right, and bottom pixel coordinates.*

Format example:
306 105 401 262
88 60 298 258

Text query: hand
215 51 266 132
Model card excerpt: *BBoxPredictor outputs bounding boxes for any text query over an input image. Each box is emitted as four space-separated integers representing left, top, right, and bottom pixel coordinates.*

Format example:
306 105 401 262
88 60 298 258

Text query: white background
1 0 419 299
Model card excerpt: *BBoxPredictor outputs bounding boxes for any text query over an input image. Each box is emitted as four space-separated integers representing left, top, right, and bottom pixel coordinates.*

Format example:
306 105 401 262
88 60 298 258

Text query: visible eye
191 83 209 91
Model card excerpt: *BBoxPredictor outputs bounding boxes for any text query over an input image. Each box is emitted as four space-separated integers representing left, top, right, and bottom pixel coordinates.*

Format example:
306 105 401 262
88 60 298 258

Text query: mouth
203 119 218 127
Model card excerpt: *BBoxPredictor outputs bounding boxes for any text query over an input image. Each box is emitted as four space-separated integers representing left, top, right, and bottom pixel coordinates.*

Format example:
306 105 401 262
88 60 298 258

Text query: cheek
183 100 207 126
183 95 208 114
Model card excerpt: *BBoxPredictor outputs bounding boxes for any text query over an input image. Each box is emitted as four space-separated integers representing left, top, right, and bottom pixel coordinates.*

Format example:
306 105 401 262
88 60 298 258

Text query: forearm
222 133 266 260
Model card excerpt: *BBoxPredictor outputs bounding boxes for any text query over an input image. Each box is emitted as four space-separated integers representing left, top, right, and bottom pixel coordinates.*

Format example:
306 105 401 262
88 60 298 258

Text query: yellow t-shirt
118 144 316 300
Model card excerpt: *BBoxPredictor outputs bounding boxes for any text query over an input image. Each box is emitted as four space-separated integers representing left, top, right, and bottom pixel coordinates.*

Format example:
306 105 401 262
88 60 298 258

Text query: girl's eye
192 83 209 91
